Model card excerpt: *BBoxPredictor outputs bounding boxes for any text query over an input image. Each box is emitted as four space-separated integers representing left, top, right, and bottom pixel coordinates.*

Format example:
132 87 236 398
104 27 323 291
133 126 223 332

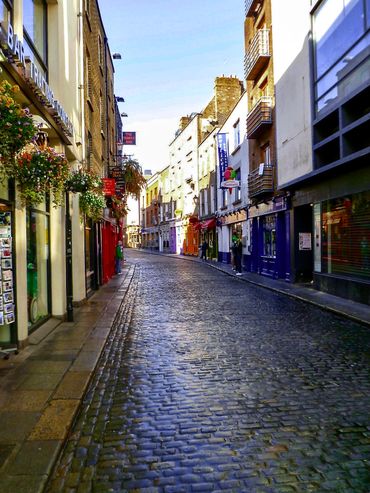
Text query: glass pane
321 191 370 279
23 0 46 62
27 210 50 331
0 1 10 23
316 32 370 99
367 0 370 28
314 0 364 78
0 209 14 344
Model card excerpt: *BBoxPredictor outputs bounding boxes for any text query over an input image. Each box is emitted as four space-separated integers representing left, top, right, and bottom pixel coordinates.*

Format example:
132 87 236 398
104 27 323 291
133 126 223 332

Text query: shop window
26 207 50 332
321 191 370 279
262 215 276 257
0 206 16 344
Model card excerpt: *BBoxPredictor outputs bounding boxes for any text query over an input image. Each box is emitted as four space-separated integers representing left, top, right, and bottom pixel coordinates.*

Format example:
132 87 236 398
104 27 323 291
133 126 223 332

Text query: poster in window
2 270 12 281
4 303 13 314
3 280 12 292
5 312 14 324
2 258 12 269
0 238 11 248
0 311 3 325
1 249 11 258
3 291 13 303
299 232 312 250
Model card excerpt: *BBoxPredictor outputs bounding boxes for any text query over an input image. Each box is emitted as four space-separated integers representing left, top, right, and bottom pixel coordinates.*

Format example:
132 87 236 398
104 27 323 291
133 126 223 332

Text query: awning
202 218 216 230
188 215 199 224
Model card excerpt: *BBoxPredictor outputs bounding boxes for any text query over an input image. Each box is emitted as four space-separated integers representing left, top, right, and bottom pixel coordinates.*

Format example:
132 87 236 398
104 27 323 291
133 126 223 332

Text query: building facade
83 0 118 292
273 0 370 304
0 0 84 347
245 0 291 280
216 91 249 266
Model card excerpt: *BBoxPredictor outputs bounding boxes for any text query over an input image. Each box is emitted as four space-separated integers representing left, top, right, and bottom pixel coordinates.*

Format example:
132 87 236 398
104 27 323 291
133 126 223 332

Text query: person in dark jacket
200 240 208 261
231 238 242 275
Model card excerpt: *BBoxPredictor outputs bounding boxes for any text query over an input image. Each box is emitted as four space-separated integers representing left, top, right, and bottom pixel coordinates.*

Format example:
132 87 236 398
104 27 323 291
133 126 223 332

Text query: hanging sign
122 132 136 145
216 133 229 187
102 178 116 196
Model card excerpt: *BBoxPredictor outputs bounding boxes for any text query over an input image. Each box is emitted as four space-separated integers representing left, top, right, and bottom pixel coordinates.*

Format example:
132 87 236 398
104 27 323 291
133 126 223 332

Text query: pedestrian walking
232 237 243 275
200 240 208 261
115 240 124 274
230 234 238 270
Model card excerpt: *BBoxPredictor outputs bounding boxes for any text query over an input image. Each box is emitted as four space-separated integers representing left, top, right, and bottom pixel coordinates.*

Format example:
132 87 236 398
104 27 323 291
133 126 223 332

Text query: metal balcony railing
244 29 270 80
248 163 274 198
245 0 261 17
246 96 273 139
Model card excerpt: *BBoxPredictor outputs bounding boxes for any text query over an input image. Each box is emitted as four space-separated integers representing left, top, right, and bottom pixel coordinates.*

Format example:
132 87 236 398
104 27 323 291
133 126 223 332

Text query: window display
0 210 15 344
322 191 370 279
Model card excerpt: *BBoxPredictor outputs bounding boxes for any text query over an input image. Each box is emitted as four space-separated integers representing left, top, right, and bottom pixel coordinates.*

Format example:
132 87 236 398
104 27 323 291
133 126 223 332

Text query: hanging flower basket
121 158 146 198
0 80 38 169
13 146 70 207
79 189 106 221
112 195 129 220
66 167 103 193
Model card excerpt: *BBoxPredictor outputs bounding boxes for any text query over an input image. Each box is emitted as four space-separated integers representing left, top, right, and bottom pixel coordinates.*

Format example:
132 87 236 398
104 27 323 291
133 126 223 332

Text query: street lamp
121 112 128 117
112 53 122 59
116 96 125 102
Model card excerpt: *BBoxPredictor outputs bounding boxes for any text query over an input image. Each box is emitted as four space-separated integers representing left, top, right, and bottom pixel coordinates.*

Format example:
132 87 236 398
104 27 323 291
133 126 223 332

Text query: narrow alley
46 251 370 493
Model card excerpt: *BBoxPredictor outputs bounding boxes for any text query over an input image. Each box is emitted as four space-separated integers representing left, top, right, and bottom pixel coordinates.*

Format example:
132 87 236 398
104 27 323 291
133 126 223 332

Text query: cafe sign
0 22 74 137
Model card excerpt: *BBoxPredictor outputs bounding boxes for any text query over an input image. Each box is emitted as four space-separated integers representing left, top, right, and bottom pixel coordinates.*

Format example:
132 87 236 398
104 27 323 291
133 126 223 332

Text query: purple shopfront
249 196 291 281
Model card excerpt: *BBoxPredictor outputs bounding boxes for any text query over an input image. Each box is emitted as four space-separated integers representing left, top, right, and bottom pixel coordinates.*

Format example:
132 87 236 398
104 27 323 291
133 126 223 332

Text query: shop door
294 204 313 282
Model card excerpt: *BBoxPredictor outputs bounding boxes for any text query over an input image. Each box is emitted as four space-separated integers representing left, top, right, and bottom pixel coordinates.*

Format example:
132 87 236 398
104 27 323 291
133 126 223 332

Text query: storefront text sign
0 22 74 137
102 178 116 196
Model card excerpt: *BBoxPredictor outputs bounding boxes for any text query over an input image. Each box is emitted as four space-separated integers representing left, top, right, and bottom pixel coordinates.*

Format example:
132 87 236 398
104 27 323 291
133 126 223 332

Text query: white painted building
216 92 249 265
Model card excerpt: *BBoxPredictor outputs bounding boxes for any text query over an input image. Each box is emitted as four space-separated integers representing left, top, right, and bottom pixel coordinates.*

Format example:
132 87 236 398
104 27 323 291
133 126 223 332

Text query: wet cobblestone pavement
46 251 370 493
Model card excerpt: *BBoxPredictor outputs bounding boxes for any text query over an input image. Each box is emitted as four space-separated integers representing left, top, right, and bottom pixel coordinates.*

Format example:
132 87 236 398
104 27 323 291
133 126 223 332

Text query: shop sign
220 179 240 188
0 22 74 137
102 178 116 196
249 196 288 218
122 132 136 145
216 133 229 185
222 210 247 225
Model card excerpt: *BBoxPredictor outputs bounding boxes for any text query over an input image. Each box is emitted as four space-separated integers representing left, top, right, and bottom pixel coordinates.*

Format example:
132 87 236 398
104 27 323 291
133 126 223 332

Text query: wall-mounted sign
102 178 116 196
122 132 136 145
0 22 74 137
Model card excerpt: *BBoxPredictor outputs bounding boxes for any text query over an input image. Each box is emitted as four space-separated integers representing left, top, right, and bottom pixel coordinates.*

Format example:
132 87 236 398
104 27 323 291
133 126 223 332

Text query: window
98 35 103 67
0 1 11 24
262 215 276 257
222 188 228 207
87 133 92 169
85 0 90 14
99 92 104 133
233 120 240 149
262 144 271 164
313 0 370 113
86 51 92 101
235 168 241 201
23 0 47 66
321 191 370 279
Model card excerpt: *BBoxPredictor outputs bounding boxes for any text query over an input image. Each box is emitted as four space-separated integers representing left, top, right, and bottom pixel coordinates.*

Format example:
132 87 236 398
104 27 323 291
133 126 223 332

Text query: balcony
244 29 270 80
245 0 262 17
248 163 274 198
246 96 273 139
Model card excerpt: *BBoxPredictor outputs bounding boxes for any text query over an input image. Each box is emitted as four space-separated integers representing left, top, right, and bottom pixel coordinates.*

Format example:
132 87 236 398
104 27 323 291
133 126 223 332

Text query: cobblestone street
47 251 370 493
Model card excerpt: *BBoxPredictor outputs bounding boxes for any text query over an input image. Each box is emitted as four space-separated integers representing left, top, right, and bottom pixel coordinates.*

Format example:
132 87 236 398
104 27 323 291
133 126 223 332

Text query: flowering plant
122 158 146 198
0 80 38 167
14 147 70 206
112 195 129 220
66 167 103 193
79 189 106 221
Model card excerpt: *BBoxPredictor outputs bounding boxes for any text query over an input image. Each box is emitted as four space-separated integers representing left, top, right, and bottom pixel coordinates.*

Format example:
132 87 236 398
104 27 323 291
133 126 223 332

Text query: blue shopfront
248 197 291 281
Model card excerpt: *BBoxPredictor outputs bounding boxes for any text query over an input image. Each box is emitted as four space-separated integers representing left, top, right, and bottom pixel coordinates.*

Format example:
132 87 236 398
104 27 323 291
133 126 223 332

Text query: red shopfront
102 218 120 283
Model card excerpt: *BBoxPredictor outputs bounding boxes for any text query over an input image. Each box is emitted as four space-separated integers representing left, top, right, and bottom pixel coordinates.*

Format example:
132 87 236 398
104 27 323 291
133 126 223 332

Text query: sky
99 0 245 173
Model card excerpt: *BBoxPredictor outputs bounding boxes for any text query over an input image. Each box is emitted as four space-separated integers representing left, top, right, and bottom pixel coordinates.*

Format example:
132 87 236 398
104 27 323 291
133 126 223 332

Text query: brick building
83 0 118 291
